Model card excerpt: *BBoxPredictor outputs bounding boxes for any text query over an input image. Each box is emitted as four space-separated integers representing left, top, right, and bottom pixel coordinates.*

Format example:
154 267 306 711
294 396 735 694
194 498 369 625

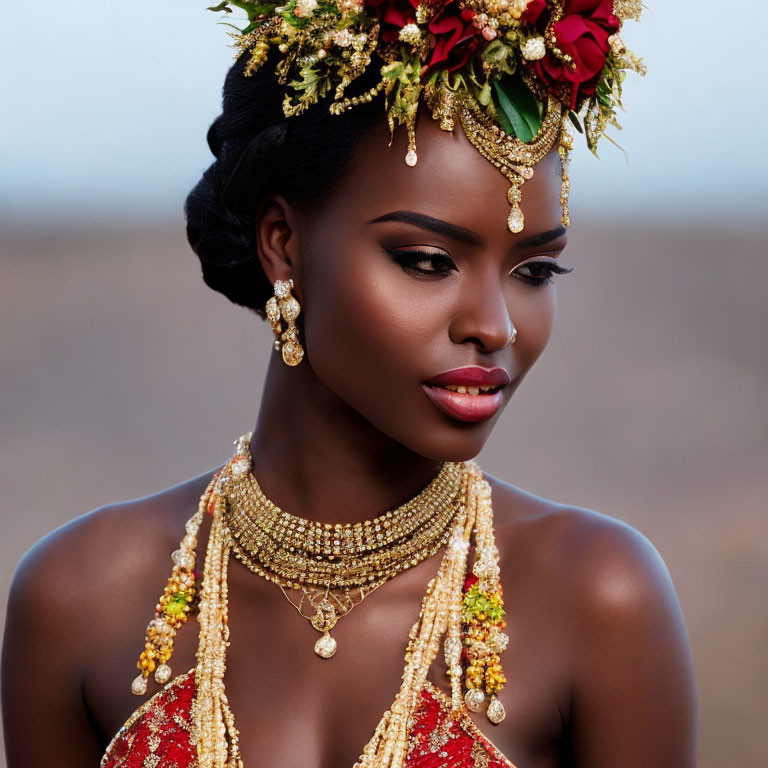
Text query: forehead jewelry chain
423 80 566 234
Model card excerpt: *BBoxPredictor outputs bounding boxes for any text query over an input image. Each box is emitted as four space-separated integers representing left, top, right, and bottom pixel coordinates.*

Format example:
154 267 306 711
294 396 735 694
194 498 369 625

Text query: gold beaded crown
210 0 644 232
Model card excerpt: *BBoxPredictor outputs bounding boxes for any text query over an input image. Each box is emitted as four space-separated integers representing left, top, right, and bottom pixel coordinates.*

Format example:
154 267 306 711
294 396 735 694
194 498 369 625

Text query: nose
448 272 514 354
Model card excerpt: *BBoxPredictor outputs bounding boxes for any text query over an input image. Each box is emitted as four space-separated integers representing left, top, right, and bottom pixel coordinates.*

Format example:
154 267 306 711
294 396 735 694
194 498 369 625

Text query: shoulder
484 472 687 629
5 466 220 632
484 472 698 762
1 469 222 763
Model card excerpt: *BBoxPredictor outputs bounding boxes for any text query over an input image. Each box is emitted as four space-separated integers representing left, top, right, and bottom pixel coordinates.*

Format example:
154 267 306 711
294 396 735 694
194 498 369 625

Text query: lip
421 366 510 423
423 366 511 389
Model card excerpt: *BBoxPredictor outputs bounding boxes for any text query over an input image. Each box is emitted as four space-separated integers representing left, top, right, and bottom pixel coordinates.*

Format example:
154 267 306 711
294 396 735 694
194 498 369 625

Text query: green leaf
477 80 491 107
231 0 266 10
568 110 584 133
481 39 507 63
490 90 516 136
238 1 279 18
491 77 543 142
207 2 232 12
217 20 247 32
381 61 405 80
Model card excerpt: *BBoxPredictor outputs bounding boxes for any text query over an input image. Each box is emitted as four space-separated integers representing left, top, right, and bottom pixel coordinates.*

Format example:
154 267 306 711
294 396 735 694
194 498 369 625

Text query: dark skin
2 112 698 767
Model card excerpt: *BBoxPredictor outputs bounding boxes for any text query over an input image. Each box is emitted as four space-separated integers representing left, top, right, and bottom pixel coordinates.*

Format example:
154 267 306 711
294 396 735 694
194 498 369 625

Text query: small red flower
520 0 547 25
364 0 483 75
422 1 484 77
525 0 620 110
463 573 479 592
364 0 419 42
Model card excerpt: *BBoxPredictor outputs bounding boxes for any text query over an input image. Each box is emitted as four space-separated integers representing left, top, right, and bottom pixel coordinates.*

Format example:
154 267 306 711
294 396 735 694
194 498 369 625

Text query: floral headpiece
209 0 645 232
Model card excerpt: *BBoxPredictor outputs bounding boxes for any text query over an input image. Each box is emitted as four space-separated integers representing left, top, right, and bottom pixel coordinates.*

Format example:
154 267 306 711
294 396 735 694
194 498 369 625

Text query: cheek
511 286 557 369
301 238 439 413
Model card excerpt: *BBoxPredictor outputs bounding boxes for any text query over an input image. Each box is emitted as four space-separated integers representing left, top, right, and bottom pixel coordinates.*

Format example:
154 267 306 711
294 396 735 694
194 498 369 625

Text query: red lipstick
422 366 510 423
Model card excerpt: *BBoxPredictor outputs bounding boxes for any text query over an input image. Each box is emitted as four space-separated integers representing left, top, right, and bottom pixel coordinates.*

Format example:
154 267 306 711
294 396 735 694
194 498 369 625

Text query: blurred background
1 1 766 766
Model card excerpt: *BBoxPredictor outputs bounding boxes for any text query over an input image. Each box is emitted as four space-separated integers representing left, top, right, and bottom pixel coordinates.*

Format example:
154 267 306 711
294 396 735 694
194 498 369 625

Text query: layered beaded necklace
224 434 464 657
130 435 509 768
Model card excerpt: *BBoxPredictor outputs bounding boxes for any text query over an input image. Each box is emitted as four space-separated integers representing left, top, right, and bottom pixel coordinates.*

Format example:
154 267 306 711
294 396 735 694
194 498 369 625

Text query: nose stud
507 325 517 346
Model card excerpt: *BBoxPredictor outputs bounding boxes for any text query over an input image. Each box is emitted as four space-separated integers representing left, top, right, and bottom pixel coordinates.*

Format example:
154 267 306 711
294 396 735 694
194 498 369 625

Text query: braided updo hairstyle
185 50 388 316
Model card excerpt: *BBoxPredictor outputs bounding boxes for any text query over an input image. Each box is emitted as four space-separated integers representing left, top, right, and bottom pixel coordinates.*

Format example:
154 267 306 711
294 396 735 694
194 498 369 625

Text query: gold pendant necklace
278 582 385 658
223 433 464 656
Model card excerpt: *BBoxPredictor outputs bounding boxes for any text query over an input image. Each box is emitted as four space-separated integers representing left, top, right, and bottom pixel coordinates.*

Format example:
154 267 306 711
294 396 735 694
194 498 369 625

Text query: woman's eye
389 249 457 277
511 259 573 287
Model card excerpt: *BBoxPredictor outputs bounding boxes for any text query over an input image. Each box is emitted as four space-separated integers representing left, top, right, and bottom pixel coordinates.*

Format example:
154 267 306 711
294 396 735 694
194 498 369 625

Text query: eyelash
389 250 573 287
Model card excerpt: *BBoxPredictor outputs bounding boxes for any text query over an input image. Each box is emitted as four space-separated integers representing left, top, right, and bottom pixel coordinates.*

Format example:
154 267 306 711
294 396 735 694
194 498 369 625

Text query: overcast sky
1 1 765 225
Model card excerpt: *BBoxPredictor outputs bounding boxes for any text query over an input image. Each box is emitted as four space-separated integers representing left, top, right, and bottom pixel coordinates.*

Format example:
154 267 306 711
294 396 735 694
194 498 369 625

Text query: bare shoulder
6 466 219 627
2 466 222 765
484 471 685 620
483 472 698 765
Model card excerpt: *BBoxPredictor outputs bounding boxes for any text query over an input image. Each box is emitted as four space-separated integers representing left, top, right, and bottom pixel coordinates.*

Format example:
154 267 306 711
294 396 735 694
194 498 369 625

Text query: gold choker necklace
224 433 465 656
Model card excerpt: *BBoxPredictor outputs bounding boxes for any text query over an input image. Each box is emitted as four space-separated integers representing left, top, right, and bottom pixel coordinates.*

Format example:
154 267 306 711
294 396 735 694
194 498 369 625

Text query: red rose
363 0 483 75
422 1 484 77
364 0 419 43
527 0 620 110
520 0 547 25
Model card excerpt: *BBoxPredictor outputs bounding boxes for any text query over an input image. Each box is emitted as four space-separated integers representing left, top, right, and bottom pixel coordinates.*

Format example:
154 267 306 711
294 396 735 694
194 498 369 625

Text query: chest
89 555 567 768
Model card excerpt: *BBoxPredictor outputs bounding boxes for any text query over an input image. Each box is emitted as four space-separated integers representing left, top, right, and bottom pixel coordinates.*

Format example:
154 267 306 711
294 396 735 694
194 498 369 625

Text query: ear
253 194 304 296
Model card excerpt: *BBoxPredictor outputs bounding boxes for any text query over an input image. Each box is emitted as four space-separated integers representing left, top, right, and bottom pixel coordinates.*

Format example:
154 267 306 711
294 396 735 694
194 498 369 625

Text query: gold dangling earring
265 278 304 366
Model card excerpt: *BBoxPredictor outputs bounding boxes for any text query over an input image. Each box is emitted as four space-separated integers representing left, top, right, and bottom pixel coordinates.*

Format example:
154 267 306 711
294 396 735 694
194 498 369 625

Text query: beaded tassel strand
131 489 208 697
354 463 490 768
461 474 509 723
190 464 244 768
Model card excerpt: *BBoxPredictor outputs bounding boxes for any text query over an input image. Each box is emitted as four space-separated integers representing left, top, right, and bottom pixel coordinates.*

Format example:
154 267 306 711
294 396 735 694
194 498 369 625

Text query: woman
2 1 698 766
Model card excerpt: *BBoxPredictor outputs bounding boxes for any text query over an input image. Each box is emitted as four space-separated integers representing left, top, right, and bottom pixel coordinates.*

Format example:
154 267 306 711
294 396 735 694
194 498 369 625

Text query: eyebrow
516 225 568 248
367 211 567 250
366 210 485 247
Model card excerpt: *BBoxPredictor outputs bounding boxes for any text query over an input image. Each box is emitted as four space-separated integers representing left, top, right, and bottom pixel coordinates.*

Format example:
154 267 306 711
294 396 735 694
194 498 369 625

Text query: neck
249 352 443 526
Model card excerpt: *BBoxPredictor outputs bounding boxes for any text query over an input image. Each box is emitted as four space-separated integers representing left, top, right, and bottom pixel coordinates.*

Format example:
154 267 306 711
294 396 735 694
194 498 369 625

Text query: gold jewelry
355 463 506 768
223 433 465 656
458 476 508 724
424 82 566 233
277 582 385 658
130 493 206 696
558 119 573 229
265 278 304 366
132 437 507 768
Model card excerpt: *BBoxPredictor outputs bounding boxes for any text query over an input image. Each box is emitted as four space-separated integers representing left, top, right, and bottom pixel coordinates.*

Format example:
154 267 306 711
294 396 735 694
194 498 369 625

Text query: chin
400 418 497 463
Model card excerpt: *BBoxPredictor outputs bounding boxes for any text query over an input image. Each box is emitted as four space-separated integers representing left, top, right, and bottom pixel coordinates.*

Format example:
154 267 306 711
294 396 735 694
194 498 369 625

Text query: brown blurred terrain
1 219 765 766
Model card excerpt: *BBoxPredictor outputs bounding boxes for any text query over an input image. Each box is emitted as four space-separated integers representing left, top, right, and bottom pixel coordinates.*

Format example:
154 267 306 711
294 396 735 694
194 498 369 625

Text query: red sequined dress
101 668 518 768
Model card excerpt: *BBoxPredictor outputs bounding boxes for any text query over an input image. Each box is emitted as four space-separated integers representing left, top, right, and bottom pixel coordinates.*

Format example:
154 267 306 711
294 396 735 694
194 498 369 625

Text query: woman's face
274 113 569 462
